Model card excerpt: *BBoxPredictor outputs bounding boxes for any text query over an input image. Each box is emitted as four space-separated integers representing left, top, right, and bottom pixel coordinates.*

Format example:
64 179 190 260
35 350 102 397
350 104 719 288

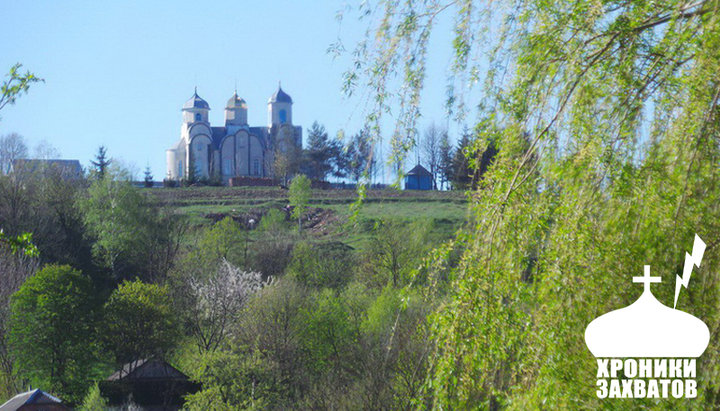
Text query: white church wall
190 135 212 178
249 135 263 176
221 136 235 177
235 130 249 175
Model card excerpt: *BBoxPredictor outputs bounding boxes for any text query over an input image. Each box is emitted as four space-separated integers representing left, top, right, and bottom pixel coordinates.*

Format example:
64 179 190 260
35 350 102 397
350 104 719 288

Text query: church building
166 85 302 182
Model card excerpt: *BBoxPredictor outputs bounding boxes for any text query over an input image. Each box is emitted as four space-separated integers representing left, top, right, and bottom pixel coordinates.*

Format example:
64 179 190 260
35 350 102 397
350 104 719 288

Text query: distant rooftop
0 389 65 411
11 159 83 179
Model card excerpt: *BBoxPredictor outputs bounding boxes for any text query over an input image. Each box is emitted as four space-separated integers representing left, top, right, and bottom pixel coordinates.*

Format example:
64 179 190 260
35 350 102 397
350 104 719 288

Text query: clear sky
0 0 459 181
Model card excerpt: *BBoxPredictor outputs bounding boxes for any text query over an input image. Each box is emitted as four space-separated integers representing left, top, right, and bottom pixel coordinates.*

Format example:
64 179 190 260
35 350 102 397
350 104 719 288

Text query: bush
288 241 354 289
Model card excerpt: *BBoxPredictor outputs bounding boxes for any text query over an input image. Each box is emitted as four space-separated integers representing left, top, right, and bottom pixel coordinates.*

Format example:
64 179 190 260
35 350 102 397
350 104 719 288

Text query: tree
102 280 179 366
449 131 471 190
90 145 110 180
143 165 154 188
0 64 42 117
8 265 98 403
345 0 720 408
274 125 301 185
0 133 28 174
175 259 268 353
33 139 61 160
438 131 453 190
303 122 344 181
287 241 354 290
81 175 184 282
362 220 431 287
345 129 375 183
289 174 311 230
0 246 38 396
78 383 109 411
421 123 443 189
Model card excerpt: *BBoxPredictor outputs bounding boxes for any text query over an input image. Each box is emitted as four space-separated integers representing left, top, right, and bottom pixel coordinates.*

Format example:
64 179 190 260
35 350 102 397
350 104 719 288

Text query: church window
223 159 232 175
195 113 202 122
253 159 260 176
279 109 287 124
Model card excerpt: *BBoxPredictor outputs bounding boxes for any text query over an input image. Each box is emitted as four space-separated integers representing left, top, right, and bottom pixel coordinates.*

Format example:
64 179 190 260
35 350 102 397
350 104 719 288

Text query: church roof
268 85 293 104
226 92 247 109
183 89 210 110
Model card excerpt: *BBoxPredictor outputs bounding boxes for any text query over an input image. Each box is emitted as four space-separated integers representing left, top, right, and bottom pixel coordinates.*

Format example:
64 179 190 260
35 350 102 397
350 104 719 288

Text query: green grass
150 186 468 243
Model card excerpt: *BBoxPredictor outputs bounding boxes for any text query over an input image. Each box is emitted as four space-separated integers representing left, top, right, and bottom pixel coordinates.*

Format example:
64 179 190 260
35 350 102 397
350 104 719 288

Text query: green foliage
274 125 302 185
0 231 37 257
143 165 153 188
78 383 109 411
346 0 720 408
362 219 432 287
0 63 42 116
345 129 376 183
258 208 289 233
288 241 354 289
81 175 183 282
302 121 343 181
90 146 110 180
102 280 179 365
195 217 246 266
184 349 275 410
300 289 355 373
8 264 98 403
289 174 311 228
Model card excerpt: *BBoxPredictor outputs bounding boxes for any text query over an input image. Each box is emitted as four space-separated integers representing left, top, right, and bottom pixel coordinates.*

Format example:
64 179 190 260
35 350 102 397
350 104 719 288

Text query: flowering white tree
187 258 270 352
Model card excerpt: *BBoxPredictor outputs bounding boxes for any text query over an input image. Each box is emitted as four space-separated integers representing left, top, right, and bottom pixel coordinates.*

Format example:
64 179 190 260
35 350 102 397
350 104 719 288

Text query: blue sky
0 1 460 181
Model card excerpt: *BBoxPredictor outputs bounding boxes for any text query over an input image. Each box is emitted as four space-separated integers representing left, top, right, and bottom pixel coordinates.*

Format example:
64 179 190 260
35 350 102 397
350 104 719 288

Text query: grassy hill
145 186 468 248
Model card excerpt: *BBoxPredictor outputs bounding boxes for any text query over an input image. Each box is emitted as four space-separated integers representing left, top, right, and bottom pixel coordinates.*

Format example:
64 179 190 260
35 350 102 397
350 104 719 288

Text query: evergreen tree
143 165 153 188
450 131 471 190
346 129 375 183
90 146 110 180
438 131 453 190
302 121 337 181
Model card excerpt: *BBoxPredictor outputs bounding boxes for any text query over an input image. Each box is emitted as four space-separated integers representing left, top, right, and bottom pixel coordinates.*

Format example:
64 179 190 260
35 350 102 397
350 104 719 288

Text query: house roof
0 389 64 411
406 164 432 176
107 358 189 382
12 159 83 178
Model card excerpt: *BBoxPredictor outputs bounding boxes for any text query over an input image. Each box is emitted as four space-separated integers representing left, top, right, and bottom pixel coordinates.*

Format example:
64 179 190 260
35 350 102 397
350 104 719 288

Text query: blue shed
404 164 433 190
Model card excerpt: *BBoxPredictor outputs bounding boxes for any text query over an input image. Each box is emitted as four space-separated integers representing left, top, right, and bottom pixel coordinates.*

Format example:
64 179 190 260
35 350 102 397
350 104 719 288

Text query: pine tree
90 146 110 180
438 131 453 190
450 132 471 190
303 122 332 181
143 165 153 188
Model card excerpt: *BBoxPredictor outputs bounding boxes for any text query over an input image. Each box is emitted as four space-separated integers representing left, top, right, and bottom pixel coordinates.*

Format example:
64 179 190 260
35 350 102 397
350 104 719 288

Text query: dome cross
633 265 661 294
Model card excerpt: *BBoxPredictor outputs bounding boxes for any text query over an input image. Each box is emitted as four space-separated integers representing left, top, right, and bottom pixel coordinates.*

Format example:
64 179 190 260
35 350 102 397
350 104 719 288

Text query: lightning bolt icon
673 234 706 309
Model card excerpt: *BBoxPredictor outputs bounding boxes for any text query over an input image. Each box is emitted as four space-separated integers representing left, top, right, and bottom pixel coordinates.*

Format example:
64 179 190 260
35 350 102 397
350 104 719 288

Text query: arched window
195 113 202 122
279 109 287 124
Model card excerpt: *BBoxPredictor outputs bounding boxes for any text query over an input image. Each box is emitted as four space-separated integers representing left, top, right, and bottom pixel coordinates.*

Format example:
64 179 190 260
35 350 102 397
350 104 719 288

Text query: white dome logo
584 234 710 399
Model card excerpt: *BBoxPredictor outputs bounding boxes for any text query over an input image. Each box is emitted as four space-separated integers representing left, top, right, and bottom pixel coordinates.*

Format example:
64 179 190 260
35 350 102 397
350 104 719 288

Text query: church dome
584 266 710 358
269 85 293 104
183 89 210 110
226 92 247 109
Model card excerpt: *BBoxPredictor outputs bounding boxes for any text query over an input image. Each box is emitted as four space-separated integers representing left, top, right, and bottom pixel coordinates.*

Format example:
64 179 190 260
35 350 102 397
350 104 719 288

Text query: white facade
166 86 302 182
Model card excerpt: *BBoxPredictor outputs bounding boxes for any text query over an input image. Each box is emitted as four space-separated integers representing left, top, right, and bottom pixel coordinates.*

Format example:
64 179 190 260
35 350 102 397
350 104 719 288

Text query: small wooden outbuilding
99 358 199 410
404 164 433 190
